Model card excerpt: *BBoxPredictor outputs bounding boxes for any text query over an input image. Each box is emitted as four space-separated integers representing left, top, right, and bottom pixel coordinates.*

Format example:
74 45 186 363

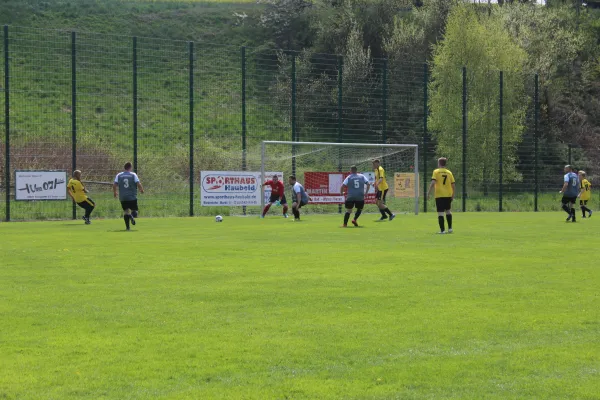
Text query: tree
429 5 528 191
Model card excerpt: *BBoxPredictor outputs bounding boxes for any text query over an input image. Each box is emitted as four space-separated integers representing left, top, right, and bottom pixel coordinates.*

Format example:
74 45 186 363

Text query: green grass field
1 213 599 399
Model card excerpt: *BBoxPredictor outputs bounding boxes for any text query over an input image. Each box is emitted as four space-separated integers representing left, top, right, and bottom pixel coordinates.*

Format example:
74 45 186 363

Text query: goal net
261 141 419 215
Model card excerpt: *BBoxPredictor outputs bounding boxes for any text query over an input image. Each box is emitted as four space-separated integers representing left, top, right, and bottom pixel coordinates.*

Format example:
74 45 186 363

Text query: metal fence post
462 66 467 212
337 55 343 214
382 59 387 144
534 74 539 212
499 71 503 212
291 53 297 176
4 25 9 221
71 31 77 220
423 63 428 213
133 36 138 173
189 41 194 217
241 46 246 215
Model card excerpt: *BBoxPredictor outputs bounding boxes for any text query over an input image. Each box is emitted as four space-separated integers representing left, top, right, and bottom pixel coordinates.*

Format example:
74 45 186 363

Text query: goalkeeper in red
261 175 288 218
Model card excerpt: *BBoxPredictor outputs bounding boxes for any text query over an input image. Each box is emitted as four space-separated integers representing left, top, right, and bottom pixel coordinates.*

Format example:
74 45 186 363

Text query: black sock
438 216 445 232
343 212 351 225
384 207 392 216
354 209 362 220
446 214 452 229
562 204 570 214
571 208 576 219
124 215 130 229
581 207 586 217
380 209 387 218
294 209 300 219
583 206 591 215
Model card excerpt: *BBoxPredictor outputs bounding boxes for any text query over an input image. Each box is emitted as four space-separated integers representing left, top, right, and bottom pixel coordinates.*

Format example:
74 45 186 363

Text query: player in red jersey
262 175 288 218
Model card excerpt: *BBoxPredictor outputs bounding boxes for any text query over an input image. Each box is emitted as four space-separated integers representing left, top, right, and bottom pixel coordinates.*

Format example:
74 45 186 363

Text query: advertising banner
304 172 376 204
15 170 67 201
201 171 282 206
394 172 417 198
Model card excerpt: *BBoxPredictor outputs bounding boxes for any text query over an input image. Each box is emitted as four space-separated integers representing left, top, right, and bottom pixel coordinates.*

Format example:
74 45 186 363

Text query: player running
372 159 395 221
113 162 144 231
288 175 309 221
340 166 370 227
261 175 288 218
427 157 455 234
560 165 579 222
67 170 95 225
578 170 592 218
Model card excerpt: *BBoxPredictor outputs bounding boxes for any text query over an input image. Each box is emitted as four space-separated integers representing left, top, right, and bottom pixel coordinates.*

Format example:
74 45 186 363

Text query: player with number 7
427 157 455 234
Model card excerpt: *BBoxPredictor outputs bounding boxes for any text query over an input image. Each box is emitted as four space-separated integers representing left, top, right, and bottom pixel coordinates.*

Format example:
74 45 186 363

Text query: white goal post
260 141 419 215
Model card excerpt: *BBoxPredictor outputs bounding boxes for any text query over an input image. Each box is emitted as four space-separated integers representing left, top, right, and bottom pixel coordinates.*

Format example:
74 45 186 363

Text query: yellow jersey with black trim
431 168 455 198
580 179 591 201
375 166 389 191
68 179 88 203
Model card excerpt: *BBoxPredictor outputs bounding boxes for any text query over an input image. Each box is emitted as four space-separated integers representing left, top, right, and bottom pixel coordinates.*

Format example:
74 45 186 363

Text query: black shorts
269 194 287 204
580 199 588 206
376 189 388 202
561 196 577 205
77 198 95 211
121 200 139 211
295 200 308 209
435 197 452 212
345 200 365 210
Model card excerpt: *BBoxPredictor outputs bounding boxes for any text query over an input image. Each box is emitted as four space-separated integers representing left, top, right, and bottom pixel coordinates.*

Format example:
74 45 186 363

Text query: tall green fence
0 25 595 221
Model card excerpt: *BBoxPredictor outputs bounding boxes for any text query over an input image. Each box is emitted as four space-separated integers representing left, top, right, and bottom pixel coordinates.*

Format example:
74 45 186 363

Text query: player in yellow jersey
427 157 455 234
67 170 95 224
578 170 592 218
372 159 395 221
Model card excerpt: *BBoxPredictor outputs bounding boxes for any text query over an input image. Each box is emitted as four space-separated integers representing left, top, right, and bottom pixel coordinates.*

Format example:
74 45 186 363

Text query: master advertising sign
15 170 67 201
201 171 283 206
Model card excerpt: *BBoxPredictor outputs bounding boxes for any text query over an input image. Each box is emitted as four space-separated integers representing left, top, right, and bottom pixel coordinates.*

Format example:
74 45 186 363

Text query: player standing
578 170 592 218
560 165 579 222
340 166 370 227
113 162 144 231
288 175 309 221
372 159 395 221
261 175 288 218
67 170 95 224
427 157 455 234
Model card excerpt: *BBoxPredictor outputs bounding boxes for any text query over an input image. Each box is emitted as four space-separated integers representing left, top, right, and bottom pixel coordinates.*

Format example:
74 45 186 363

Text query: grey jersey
292 182 309 204
114 171 140 201
343 173 369 201
564 172 579 197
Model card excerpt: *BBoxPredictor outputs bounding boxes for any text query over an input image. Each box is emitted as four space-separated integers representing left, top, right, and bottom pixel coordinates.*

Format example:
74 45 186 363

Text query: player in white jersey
288 175 309 221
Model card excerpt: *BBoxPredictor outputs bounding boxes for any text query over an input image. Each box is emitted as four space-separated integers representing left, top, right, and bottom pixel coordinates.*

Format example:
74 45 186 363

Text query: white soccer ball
215 215 223 222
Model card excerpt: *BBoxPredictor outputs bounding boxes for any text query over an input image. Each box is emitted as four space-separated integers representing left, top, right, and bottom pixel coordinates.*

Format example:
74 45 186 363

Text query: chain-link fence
0 25 596 220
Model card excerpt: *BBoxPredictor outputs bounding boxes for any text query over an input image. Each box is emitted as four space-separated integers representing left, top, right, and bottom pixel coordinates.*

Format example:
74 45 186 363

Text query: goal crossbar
260 141 420 215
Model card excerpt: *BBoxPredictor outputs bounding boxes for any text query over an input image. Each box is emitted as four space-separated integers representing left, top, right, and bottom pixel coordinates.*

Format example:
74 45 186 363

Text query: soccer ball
215 215 223 222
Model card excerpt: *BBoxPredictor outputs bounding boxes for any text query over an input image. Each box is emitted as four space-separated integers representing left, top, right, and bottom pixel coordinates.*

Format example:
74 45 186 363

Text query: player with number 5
113 162 145 231
427 157 455 234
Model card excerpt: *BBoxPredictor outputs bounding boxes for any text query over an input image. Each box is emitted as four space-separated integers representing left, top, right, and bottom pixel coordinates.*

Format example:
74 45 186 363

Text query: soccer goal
261 141 419 215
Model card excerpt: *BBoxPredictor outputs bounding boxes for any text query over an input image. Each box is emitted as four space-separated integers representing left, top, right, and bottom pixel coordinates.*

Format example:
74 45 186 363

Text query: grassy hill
0 0 297 220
